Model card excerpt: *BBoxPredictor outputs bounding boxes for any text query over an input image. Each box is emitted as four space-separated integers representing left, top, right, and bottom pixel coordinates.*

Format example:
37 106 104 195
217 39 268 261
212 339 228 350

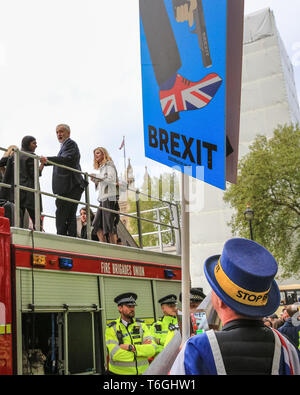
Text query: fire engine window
22 313 63 375
67 312 94 374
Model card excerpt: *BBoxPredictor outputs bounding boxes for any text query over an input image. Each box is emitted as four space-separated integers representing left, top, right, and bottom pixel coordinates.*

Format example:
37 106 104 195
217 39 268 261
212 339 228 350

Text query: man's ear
212 291 223 309
218 298 227 309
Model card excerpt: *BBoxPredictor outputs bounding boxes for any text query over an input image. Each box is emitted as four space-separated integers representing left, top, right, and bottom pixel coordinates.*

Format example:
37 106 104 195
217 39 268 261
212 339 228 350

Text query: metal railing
130 206 180 253
0 146 181 254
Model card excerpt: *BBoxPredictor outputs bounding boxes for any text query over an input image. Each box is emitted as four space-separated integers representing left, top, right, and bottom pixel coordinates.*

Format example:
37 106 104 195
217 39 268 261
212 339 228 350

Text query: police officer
179 288 207 333
150 294 179 354
105 292 157 375
179 288 206 311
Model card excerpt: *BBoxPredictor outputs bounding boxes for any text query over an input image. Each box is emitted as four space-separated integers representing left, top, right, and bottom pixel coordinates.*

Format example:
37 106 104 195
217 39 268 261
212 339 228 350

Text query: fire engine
0 208 181 375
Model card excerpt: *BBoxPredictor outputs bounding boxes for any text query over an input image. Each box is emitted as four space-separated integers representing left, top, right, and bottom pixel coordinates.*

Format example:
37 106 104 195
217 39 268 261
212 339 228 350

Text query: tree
223 124 300 279
128 171 180 248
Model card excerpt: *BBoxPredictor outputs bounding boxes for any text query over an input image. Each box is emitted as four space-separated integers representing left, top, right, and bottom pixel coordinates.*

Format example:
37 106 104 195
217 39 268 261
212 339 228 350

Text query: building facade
190 8 300 293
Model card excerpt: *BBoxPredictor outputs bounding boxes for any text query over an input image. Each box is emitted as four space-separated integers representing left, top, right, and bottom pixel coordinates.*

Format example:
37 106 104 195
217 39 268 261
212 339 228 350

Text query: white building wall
190 8 300 293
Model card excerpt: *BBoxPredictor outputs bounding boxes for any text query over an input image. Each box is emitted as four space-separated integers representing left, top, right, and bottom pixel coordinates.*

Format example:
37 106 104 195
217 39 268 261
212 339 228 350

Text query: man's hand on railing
40 156 48 165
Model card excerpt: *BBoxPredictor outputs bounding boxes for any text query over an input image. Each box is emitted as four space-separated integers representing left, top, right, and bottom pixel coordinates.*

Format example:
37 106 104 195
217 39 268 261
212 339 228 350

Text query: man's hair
286 305 298 318
56 124 71 134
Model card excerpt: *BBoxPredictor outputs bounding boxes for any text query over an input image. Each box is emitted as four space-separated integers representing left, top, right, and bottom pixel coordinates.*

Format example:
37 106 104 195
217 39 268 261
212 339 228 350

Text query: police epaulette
107 321 117 327
135 319 145 323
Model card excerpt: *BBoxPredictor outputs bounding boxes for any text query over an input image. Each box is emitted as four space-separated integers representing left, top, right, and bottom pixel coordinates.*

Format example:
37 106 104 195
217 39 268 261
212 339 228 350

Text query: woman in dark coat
19 136 45 228
1 136 44 228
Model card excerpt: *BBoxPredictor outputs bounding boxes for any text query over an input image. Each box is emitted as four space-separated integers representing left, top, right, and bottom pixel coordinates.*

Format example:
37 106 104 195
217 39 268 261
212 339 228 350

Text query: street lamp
244 204 254 240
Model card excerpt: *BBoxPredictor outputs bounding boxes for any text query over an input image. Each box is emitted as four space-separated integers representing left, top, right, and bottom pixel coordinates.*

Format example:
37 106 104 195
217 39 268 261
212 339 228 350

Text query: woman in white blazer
91 147 119 243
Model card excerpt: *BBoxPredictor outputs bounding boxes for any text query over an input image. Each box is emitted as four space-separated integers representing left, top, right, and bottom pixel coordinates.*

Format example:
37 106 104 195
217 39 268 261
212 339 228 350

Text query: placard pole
181 171 190 344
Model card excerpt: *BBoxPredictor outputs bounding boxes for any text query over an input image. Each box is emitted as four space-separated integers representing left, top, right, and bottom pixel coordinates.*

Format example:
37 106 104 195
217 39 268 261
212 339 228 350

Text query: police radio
132 326 140 335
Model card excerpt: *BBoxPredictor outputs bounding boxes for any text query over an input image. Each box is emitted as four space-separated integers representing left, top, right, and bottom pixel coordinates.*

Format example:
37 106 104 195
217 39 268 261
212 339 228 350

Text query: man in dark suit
40 124 85 237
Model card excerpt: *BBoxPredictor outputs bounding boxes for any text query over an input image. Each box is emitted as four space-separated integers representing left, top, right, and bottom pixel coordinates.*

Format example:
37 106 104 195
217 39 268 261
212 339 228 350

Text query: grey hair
56 124 71 134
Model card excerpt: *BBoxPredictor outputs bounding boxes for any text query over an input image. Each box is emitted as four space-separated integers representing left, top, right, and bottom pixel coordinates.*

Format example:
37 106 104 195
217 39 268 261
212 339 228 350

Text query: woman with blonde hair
91 147 119 244
0 145 18 181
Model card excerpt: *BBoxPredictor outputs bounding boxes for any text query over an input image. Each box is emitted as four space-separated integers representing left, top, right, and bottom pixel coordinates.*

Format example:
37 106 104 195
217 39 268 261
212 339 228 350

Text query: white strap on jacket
206 330 227 375
207 328 285 375
271 329 282 375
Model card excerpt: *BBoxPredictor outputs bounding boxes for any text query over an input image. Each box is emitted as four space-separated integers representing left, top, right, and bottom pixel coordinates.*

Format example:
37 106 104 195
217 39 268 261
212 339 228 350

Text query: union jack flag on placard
159 73 222 122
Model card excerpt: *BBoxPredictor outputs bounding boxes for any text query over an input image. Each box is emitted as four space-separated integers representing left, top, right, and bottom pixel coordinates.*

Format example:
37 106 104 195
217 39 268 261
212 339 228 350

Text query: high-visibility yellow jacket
105 317 157 375
150 315 178 354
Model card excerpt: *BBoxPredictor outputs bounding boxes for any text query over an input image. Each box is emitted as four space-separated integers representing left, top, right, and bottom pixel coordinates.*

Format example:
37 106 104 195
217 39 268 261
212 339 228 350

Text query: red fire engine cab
0 208 181 375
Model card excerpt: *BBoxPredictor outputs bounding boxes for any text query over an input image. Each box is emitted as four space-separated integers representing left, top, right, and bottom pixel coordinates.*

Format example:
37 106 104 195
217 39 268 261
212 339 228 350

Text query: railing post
156 208 163 252
84 173 92 240
135 189 143 249
181 171 190 344
13 149 20 228
172 203 181 255
34 156 41 231
168 203 175 246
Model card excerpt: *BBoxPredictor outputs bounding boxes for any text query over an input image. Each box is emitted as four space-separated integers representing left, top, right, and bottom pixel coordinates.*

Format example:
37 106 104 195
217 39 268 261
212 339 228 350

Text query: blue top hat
204 238 280 317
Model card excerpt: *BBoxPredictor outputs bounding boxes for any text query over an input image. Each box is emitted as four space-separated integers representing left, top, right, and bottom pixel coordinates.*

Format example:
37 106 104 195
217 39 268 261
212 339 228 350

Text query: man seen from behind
170 238 300 375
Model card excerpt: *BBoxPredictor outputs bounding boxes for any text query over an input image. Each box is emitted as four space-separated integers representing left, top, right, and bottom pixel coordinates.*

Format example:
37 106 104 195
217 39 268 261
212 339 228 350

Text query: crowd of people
263 305 300 350
0 124 120 244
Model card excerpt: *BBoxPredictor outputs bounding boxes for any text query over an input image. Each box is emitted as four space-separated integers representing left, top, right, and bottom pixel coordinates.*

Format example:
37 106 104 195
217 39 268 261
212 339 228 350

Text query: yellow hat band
214 259 270 307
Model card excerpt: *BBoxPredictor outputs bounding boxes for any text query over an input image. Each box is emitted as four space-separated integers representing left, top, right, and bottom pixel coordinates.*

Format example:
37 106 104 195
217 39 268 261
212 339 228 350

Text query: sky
0 0 299 232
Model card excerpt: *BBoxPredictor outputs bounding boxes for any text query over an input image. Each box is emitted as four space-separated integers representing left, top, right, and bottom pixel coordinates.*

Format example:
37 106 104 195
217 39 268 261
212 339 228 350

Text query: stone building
189 8 300 293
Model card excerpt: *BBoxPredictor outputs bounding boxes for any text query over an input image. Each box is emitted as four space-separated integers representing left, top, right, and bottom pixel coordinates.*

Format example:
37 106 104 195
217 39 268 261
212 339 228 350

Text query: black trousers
20 206 36 229
55 185 83 237
140 0 181 86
